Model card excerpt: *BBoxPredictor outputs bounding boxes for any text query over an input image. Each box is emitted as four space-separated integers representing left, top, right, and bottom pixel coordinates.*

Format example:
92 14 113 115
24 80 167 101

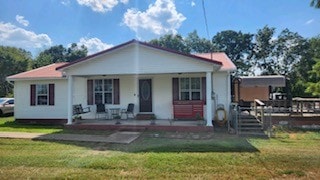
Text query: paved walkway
0 131 141 144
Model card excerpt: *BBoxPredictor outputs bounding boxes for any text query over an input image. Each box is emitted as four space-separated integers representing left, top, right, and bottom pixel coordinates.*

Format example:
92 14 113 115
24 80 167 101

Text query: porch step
136 113 155 120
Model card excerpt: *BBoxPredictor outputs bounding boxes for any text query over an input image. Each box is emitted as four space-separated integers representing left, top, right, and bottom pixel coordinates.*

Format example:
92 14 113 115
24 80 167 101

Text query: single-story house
7 40 236 126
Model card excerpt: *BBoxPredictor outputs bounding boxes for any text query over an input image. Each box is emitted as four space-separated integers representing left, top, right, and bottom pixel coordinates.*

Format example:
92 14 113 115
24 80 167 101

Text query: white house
7 40 236 126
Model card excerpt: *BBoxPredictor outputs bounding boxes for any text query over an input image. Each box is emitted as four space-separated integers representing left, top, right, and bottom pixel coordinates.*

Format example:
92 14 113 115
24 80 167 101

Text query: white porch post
67 75 73 125
206 72 213 126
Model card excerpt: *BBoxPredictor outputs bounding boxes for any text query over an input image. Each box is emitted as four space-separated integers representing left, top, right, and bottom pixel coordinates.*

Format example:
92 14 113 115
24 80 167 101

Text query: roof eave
6 77 66 81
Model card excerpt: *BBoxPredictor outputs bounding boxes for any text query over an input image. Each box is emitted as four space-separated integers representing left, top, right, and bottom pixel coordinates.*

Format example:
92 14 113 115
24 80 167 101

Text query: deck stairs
238 113 266 136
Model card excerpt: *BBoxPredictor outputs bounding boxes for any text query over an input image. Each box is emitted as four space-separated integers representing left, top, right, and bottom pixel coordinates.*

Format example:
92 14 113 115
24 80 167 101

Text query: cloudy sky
0 0 319 56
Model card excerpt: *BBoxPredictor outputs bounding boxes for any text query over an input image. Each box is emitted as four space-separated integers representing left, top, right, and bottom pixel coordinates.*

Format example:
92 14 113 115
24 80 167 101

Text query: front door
139 79 152 112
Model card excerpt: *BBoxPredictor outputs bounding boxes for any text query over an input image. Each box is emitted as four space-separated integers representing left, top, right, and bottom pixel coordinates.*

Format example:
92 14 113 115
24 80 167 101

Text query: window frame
93 79 114 104
179 77 202 101
36 84 49 106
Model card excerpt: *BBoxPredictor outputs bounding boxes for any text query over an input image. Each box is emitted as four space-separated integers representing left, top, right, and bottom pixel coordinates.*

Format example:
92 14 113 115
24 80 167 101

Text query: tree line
1 26 319 98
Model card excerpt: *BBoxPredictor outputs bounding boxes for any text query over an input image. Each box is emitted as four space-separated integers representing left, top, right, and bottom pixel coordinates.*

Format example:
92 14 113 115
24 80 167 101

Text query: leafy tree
0 46 32 97
185 30 215 53
311 0 320 8
252 26 277 75
212 30 254 75
304 36 320 97
33 44 87 68
305 60 320 96
149 34 191 54
274 29 308 75
66 43 88 62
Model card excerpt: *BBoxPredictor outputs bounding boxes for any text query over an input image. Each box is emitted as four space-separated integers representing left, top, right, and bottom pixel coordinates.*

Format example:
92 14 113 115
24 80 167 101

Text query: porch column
206 72 213 126
67 75 73 125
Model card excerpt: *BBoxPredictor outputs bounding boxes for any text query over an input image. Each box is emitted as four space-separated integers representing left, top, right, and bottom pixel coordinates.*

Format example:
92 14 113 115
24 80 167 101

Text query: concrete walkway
0 131 141 144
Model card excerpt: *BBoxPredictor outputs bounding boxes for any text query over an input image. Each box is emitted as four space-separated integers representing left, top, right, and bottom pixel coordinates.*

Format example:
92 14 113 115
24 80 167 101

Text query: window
30 84 54 106
94 79 113 104
36 84 48 105
179 78 201 100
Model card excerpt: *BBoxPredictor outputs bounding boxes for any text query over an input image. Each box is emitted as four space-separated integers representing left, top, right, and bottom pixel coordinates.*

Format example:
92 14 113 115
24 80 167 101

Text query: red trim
56 40 222 71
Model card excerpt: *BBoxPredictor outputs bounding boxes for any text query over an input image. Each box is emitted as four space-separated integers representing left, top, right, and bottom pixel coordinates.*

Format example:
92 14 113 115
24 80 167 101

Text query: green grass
0 128 319 179
0 116 63 133
1 116 319 179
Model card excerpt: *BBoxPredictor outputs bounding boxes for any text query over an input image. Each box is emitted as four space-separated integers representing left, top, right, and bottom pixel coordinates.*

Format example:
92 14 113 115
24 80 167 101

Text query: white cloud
122 0 186 39
76 37 113 55
0 22 52 51
77 0 129 13
61 0 71 6
191 1 196 7
305 19 314 25
15 15 29 27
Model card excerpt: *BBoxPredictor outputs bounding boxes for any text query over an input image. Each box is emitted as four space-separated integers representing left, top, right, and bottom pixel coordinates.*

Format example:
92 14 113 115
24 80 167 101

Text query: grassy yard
0 116 319 179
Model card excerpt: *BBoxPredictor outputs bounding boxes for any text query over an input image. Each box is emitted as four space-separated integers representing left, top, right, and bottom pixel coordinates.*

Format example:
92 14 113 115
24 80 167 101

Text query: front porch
66 119 215 132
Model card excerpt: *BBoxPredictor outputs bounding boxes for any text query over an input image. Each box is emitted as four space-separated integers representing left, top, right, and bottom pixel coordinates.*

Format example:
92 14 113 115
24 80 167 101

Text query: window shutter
172 78 179 101
30 84 36 106
49 84 55 106
87 80 94 105
202 77 206 104
113 79 120 104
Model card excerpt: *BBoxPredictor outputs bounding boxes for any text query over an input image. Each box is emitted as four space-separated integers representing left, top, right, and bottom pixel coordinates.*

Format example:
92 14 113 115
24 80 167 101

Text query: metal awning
239 75 286 87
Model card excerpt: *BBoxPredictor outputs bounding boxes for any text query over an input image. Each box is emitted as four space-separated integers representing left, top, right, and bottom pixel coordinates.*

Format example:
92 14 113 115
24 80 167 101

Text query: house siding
14 79 68 119
63 44 217 76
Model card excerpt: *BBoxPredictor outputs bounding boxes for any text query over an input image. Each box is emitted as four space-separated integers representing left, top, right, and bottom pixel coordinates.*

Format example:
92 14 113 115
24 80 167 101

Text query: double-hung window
94 79 113 104
36 84 48 105
180 78 201 100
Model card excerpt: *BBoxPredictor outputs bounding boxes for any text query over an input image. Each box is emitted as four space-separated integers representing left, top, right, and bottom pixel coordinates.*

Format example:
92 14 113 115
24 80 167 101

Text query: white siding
213 72 230 114
14 79 68 119
64 44 218 76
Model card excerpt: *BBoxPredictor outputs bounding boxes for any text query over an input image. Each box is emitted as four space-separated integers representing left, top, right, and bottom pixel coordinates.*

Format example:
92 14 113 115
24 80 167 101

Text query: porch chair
121 103 135 119
95 103 108 119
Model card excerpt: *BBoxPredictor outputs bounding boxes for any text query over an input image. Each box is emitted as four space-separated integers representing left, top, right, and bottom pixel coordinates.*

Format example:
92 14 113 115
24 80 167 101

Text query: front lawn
0 116 63 133
0 127 319 179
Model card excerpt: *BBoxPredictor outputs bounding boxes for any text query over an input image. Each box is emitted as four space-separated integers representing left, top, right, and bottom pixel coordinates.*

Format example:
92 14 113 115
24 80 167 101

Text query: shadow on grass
35 130 260 153
1 117 260 153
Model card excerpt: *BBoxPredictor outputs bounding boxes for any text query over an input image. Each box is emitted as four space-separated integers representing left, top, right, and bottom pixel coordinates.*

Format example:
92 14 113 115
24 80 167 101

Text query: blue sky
0 0 319 57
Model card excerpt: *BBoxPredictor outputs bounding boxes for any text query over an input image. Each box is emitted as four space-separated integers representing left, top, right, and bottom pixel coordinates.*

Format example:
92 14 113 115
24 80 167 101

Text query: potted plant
114 115 121 124
195 113 204 126
150 114 157 125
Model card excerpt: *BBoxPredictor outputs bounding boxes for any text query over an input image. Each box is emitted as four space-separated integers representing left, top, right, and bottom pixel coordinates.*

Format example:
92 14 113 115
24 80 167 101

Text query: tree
304 36 320 97
212 30 254 75
0 46 32 97
305 60 320 96
252 26 277 75
66 43 88 62
33 44 87 68
311 0 320 8
273 29 308 75
149 34 190 54
185 30 215 53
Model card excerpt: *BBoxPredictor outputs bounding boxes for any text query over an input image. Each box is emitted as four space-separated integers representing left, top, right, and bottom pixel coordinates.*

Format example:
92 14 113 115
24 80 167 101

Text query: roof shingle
7 63 67 80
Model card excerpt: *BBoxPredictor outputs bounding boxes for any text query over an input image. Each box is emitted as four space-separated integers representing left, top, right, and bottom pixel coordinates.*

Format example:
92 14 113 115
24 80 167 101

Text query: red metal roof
7 63 67 80
194 53 237 72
